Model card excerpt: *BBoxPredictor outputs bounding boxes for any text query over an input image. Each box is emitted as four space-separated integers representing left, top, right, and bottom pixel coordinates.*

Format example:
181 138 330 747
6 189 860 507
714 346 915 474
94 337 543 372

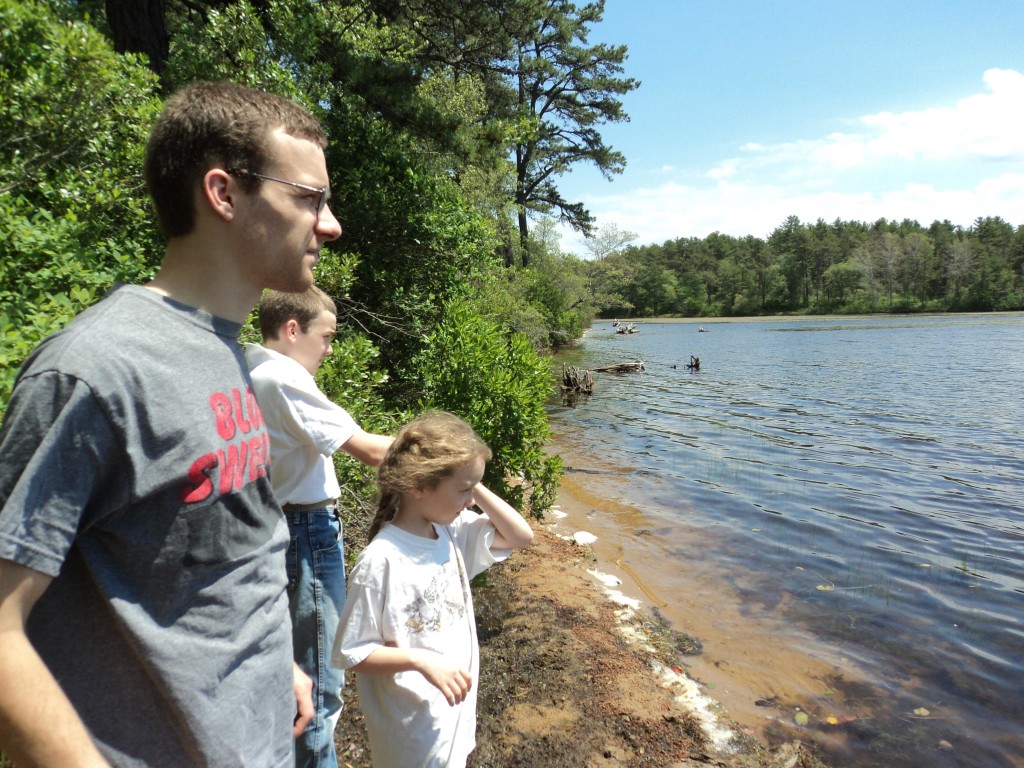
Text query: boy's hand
419 657 473 706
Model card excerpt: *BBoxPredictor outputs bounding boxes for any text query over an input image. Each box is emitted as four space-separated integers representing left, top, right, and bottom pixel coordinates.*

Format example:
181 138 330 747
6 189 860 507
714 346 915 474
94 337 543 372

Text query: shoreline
338 504 833 768
541 431 886 767
468 521 831 768
596 310 1023 324
548 468 860 741
545 474 851 739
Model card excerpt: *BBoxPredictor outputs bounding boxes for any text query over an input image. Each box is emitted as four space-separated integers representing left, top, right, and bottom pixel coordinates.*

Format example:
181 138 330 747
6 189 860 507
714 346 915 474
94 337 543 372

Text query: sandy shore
337 485 833 767
550 468 868 739
470 520 833 768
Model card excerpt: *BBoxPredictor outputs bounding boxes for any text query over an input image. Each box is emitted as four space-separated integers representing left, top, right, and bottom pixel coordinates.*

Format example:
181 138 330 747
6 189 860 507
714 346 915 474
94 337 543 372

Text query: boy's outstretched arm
351 646 472 707
472 483 534 550
339 429 393 467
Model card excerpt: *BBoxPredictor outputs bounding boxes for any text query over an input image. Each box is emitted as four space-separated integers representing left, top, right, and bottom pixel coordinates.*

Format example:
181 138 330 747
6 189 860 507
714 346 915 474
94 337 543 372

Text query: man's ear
284 318 301 341
201 168 236 222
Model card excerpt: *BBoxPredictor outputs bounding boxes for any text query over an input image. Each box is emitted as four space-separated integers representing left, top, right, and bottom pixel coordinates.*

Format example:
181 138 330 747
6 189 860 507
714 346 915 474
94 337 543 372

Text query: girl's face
414 455 486 526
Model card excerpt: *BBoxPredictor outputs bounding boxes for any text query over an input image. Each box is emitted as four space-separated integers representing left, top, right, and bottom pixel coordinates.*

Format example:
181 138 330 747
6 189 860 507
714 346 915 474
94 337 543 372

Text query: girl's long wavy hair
367 411 492 542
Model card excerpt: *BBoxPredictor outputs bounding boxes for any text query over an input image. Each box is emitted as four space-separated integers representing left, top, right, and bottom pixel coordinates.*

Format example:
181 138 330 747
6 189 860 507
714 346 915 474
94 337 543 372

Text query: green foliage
416 301 562 518
0 0 162 414
465 220 597 349
319 330 403 510
503 0 639 250
163 0 307 96
0 0 615 531
596 216 1024 318
323 104 503 403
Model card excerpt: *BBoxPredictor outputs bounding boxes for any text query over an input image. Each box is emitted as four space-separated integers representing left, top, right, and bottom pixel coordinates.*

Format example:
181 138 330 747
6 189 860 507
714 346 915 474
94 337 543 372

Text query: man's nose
317 204 343 241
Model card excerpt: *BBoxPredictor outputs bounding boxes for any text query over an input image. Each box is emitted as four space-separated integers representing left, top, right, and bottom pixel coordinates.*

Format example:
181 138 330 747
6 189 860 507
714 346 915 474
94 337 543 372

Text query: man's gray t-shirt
0 285 295 767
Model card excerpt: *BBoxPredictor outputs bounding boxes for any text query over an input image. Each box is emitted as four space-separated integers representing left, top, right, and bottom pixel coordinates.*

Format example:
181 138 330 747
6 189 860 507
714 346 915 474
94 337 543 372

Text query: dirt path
337 524 830 768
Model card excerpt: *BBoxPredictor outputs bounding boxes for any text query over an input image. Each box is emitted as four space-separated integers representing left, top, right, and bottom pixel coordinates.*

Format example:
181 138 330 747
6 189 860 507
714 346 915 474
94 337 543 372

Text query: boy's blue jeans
286 507 345 768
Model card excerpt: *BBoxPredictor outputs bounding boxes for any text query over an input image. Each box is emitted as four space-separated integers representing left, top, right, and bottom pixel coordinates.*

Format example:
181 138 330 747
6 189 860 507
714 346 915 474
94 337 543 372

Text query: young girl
331 411 533 768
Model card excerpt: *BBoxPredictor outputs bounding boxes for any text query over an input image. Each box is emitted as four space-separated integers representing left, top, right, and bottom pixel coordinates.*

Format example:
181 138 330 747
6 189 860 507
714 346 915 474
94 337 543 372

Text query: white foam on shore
571 530 598 545
653 662 737 752
616 618 657 653
605 589 642 610
569 533 738 755
587 569 622 588
585 573 638 614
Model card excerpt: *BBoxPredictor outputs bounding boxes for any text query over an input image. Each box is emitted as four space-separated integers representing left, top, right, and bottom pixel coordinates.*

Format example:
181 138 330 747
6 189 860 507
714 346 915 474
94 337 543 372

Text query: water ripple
551 314 1024 768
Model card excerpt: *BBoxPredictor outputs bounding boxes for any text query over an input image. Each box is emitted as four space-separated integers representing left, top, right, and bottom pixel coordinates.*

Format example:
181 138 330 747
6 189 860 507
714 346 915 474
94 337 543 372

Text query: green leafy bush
0 0 161 414
416 301 562 518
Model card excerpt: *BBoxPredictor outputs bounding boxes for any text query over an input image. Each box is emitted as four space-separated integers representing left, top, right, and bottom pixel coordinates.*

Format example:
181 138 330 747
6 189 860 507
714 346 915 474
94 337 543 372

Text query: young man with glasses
0 81 342 767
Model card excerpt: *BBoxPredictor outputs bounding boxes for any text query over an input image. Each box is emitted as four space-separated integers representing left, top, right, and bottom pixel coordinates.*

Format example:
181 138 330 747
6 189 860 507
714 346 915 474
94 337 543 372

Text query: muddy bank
337 523 829 768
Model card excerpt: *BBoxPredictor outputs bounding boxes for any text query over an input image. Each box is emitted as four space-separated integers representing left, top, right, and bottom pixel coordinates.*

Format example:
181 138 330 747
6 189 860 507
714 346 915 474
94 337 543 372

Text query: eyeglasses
227 169 329 216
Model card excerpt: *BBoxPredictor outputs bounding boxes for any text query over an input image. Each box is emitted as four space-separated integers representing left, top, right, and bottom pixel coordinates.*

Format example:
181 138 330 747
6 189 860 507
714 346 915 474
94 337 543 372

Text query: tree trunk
105 0 169 77
517 207 530 266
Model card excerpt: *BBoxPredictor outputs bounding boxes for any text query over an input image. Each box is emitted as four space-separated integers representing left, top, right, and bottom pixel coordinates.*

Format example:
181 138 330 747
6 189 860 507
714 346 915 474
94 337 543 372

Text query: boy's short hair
144 81 327 240
258 286 337 340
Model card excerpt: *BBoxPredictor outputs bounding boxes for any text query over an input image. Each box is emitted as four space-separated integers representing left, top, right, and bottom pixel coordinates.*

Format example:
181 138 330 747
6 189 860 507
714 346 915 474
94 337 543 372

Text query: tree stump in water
561 364 594 394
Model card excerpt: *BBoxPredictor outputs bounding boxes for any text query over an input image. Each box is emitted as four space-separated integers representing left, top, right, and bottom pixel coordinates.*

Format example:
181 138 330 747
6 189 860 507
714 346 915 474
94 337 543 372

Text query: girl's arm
473 483 534 550
351 646 472 706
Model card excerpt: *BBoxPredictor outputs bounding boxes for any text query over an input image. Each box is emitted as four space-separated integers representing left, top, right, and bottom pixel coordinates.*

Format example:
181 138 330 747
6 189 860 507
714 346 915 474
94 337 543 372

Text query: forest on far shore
568 214 1024 319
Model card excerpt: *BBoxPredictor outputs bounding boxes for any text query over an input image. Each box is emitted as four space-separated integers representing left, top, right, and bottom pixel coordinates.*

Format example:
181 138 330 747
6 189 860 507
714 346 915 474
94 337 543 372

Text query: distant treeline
590 215 1024 318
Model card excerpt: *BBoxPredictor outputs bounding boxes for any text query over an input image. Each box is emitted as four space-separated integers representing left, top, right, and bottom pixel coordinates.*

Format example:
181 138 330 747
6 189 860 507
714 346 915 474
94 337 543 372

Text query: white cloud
741 68 1024 173
560 69 1024 254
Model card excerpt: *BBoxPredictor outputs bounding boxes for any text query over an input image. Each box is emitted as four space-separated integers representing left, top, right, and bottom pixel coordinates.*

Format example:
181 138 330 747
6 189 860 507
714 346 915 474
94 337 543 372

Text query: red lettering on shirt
181 453 217 503
210 392 235 440
218 441 249 494
232 389 252 434
249 433 269 482
182 390 271 504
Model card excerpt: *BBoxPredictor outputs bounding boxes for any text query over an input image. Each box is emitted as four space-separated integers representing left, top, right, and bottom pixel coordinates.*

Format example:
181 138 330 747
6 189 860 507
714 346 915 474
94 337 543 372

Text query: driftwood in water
592 360 645 373
561 364 594 395
615 322 639 334
685 355 700 370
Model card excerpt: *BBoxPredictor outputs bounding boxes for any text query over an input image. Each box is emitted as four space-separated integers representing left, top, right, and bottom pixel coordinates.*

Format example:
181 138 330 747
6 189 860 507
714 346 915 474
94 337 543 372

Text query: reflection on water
549 314 1024 768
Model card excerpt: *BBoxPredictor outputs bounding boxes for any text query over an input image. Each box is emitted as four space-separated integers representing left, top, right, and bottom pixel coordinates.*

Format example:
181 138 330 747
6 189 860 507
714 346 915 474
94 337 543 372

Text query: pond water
547 313 1024 768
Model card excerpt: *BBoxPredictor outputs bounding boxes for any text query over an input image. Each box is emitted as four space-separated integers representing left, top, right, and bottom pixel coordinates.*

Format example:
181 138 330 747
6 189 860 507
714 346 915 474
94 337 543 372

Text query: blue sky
554 0 1024 255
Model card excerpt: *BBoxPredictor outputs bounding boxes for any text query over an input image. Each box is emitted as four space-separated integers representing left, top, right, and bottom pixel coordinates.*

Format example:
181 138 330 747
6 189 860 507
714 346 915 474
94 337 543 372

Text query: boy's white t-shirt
245 343 357 505
333 510 509 768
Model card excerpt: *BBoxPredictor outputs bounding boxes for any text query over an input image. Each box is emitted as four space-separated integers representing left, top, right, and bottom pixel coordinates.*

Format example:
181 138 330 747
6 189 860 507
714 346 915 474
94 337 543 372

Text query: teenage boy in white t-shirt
246 286 392 768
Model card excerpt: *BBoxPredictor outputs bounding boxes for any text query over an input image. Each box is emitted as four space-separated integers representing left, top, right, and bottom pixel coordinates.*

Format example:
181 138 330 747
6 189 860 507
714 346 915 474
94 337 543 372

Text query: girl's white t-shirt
333 510 509 768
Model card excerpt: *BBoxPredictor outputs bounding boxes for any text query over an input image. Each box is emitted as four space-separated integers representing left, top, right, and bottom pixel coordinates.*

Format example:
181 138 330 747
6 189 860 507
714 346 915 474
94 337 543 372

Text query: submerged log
592 360 645 373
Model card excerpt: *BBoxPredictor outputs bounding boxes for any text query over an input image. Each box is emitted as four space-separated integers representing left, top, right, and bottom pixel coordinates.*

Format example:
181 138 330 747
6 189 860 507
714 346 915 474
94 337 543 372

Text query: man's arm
339 429 393 467
0 560 110 768
291 662 313 737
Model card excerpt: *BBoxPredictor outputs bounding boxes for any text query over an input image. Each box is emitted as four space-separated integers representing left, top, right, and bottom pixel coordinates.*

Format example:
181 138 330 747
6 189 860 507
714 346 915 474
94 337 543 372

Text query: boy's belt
282 499 337 513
